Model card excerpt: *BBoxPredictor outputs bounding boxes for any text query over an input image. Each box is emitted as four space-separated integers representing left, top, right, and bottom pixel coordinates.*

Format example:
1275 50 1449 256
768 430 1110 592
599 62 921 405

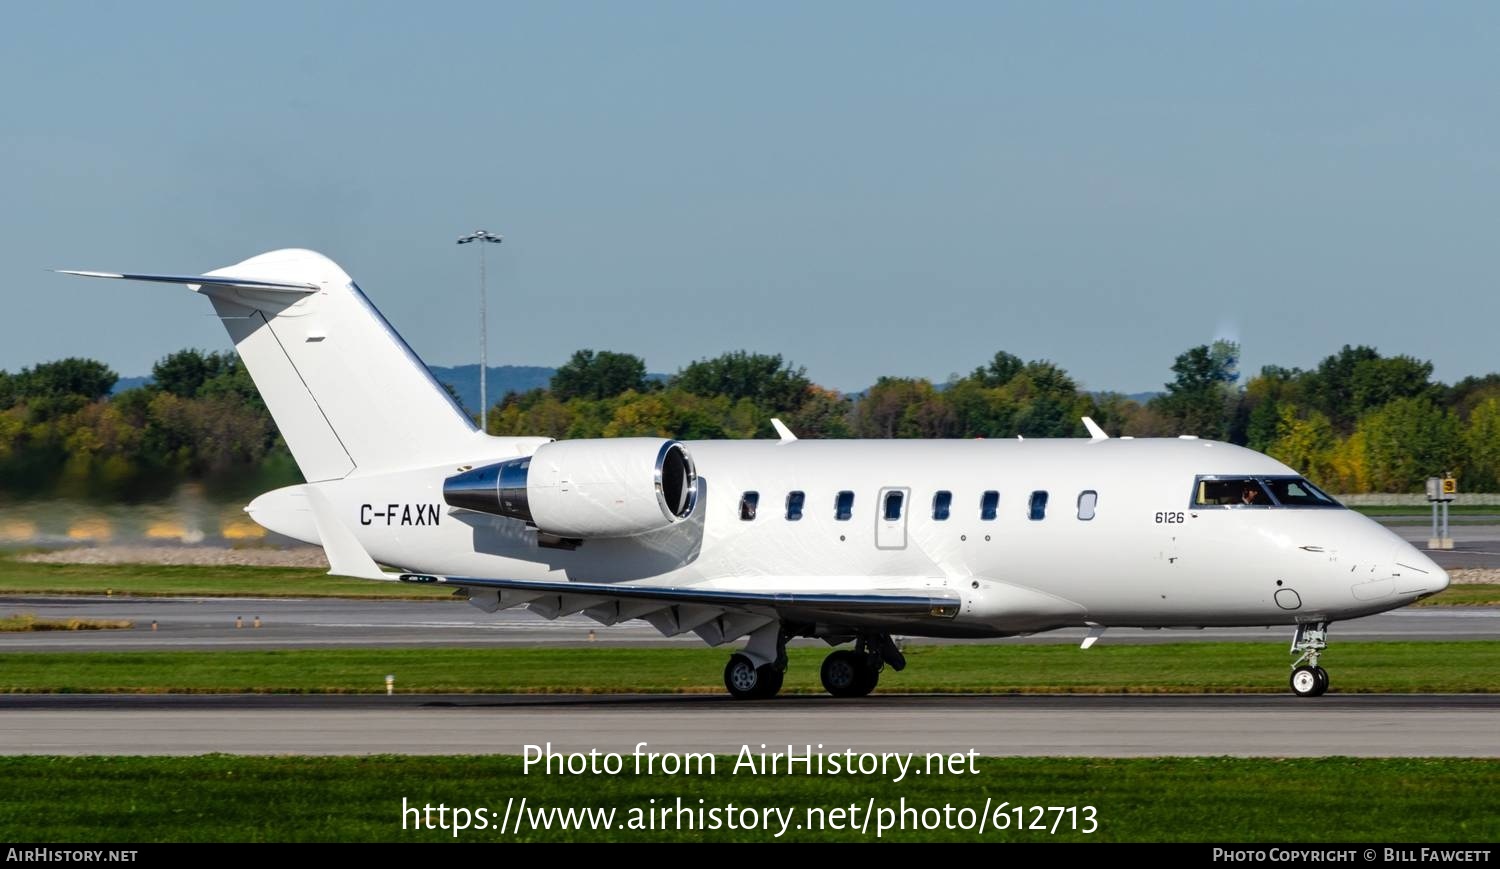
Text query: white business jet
63 250 1449 699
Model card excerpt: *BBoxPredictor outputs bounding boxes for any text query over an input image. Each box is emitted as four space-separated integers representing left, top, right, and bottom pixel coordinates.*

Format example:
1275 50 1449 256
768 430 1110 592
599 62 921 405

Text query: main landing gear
722 630 906 700
1289 621 1331 697
723 653 784 700
820 635 905 698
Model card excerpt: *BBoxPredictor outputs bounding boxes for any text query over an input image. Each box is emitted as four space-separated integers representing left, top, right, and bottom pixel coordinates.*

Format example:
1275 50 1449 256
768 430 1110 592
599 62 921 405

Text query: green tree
968 351 1025 388
1463 397 1500 492
1243 365 1302 452
152 349 233 398
196 357 265 411
1266 407 1337 485
1153 341 1239 440
1451 374 1500 421
854 378 955 438
10 357 118 402
673 351 811 412
550 350 649 401
1301 345 1436 431
1357 397 1463 492
783 386 853 439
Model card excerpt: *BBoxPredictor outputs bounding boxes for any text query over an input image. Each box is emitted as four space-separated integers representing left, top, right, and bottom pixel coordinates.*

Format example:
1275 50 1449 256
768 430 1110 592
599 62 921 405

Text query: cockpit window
1264 477 1340 507
1195 478 1271 507
1192 476 1343 509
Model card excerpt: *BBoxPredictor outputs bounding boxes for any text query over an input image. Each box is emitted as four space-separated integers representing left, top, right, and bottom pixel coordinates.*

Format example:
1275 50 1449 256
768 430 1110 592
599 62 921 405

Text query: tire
758 665 785 699
724 654 762 700
821 650 878 698
724 654 783 700
1290 665 1322 697
1312 666 1329 696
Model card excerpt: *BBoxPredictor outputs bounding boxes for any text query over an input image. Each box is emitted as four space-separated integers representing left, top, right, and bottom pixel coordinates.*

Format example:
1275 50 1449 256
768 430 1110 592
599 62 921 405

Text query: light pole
456 229 503 432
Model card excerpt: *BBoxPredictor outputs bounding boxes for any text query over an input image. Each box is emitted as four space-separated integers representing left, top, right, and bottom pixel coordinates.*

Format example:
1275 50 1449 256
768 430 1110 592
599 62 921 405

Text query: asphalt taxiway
0 693 1493 757
1 595 1494 651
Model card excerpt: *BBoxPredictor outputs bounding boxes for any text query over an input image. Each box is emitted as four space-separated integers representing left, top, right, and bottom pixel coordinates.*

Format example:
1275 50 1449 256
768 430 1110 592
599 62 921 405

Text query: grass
0 642 1495 694
0 613 132 632
0 557 450 599
1416 583 1500 607
0 755 1492 842
1354 504 1499 517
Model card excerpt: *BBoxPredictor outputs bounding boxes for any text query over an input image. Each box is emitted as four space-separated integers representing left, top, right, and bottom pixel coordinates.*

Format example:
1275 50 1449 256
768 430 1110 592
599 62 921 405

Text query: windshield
1193 476 1343 509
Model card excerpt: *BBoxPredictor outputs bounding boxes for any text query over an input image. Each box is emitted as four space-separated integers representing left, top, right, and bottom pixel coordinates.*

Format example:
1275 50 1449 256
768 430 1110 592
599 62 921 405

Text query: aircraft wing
400 571 961 644
302 485 958 646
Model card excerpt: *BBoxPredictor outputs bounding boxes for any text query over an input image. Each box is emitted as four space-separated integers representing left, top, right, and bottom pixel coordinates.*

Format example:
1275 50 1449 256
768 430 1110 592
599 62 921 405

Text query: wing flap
406 572 962 622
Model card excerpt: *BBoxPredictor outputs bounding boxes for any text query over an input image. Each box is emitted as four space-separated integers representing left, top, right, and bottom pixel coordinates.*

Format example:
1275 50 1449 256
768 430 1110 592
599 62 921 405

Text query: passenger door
876 487 910 550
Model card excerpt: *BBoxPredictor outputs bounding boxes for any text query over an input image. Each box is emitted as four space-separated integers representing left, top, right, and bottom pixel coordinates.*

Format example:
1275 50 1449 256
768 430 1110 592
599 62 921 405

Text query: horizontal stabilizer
402 572 962 623
56 270 318 294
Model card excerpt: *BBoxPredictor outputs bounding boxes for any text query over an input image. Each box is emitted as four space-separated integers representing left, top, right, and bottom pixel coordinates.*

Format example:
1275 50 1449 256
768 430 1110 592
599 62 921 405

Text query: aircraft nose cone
1395 545 1449 593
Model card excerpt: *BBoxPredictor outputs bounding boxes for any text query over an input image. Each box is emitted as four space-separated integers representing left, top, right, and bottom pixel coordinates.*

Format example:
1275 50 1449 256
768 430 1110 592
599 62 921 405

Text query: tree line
2 342 1497 499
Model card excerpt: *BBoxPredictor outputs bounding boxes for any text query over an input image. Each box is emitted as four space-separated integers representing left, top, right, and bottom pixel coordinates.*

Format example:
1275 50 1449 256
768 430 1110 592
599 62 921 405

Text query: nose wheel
1289 622 1331 697
1290 665 1329 697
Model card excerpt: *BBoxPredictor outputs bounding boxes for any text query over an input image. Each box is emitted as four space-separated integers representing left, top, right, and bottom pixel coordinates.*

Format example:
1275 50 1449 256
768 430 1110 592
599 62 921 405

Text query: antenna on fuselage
770 418 798 444
1081 416 1109 442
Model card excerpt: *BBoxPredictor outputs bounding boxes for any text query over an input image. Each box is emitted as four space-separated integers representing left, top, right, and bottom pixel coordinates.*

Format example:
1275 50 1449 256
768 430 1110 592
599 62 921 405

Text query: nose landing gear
1289 621 1330 697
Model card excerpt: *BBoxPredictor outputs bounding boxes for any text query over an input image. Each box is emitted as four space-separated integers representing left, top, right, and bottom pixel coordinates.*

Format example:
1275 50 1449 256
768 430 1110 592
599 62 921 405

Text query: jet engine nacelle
443 438 698 539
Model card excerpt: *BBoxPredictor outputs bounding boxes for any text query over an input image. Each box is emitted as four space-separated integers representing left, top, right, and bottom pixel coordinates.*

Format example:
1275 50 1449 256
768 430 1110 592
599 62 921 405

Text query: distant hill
112 376 152 394
428 364 558 415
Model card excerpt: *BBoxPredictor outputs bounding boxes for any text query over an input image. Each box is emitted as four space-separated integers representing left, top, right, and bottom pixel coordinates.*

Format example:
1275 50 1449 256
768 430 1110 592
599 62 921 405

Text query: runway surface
1 595 1495 651
1388 522 1500 571
0 693 1493 757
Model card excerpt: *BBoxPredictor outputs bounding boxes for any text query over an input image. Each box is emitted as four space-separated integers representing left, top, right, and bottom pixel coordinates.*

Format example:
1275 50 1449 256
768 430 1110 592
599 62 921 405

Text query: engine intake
444 438 698 539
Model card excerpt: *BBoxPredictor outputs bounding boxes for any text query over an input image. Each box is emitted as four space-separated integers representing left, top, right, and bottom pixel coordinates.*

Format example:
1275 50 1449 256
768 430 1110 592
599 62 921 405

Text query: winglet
305 488 397 581
1082 416 1109 442
770 418 798 443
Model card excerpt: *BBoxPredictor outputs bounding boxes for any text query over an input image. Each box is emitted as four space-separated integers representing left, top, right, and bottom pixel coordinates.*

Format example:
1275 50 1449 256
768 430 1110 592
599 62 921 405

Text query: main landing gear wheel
724 653 783 700
1288 621 1331 697
820 649 880 698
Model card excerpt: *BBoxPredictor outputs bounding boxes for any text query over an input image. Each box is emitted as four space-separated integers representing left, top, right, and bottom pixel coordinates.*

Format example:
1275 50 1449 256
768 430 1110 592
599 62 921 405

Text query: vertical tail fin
64 249 482 480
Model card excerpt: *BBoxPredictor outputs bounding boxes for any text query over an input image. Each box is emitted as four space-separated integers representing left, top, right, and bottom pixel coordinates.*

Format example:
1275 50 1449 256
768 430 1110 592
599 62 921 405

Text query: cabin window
739 491 759 521
932 490 952 521
883 490 905 521
835 490 855 521
1077 490 1098 521
1029 490 1049 520
785 490 805 521
980 490 999 521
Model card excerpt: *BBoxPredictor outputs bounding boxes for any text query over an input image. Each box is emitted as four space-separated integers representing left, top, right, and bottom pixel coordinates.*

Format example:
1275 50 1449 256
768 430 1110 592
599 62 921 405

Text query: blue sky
2 2 1496 393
